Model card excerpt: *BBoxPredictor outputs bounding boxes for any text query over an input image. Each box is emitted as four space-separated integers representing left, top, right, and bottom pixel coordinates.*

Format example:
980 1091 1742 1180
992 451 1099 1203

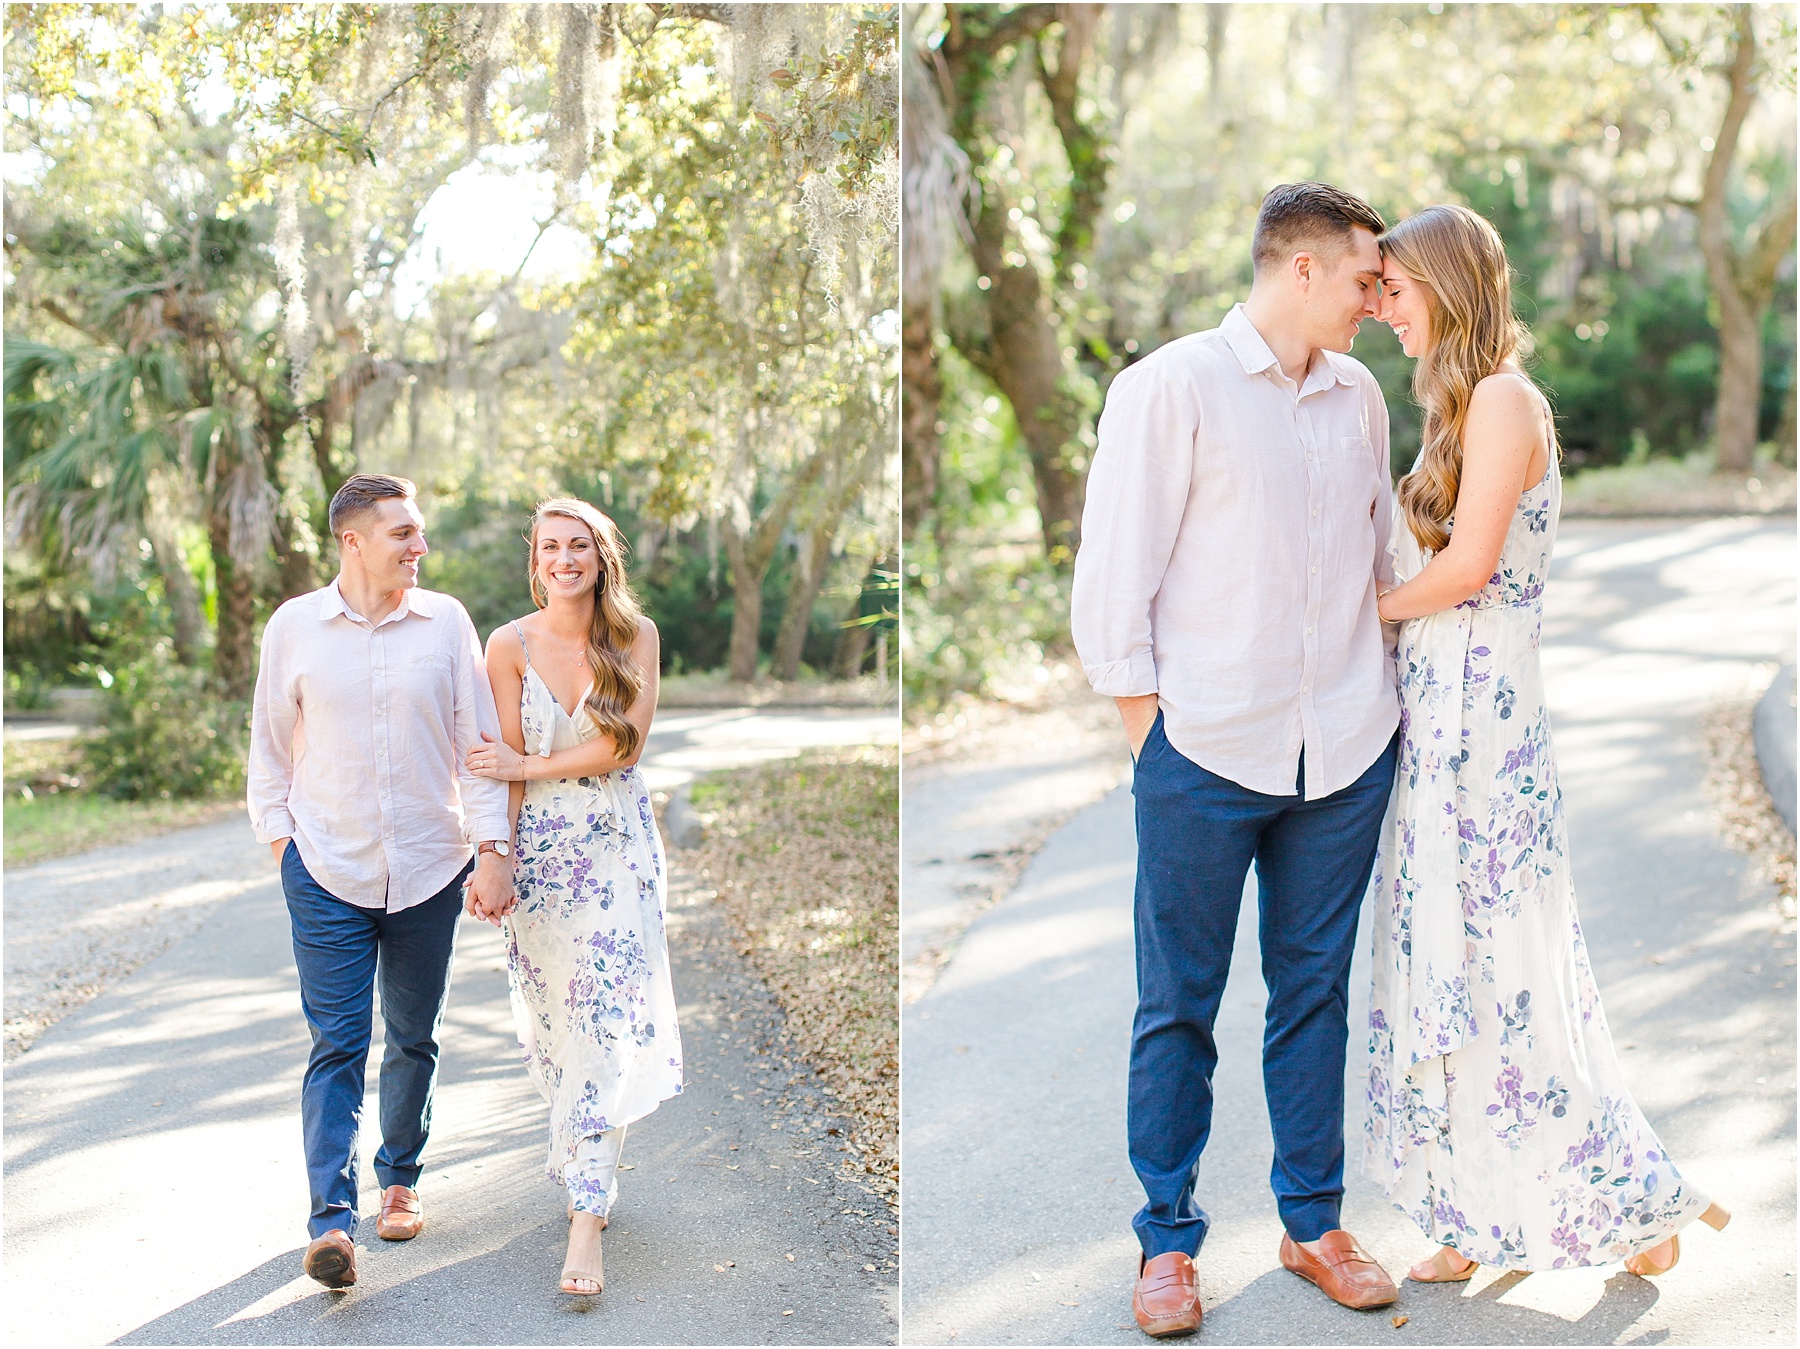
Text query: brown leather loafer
303 1229 357 1288
1133 1250 1202 1338
1279 1230 1399 1309
375 1184 423 1241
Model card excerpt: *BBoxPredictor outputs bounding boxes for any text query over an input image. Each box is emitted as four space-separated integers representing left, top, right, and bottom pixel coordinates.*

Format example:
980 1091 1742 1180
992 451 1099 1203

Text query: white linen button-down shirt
1070 303 1399 800
247 579 512 912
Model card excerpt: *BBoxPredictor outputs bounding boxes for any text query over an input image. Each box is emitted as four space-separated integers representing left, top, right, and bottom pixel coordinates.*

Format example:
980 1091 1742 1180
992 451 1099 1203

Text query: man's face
1307 226 1383 354
345 498 428 591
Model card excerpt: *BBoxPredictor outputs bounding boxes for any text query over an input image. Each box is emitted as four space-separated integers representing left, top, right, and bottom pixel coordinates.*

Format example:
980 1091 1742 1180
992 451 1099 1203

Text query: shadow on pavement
1201 1266 1662 1346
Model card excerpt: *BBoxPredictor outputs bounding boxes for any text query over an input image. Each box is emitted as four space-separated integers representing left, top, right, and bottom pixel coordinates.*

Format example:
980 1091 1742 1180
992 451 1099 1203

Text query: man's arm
246 608 298 865
1069 360 1199 751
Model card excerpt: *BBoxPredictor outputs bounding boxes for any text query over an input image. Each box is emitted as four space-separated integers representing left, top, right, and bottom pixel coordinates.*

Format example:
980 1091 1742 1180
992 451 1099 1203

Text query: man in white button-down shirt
1071 184 1404 1334
248 473 515 1289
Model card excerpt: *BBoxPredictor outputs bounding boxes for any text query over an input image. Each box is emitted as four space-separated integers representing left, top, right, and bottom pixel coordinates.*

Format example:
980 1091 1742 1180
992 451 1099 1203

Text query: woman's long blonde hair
527 498 647 760
1381 204 1542 553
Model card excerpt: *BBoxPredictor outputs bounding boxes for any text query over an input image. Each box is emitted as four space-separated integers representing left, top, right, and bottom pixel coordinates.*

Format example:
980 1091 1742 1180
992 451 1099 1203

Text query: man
248 473 517 1289
1071 183 1403 1338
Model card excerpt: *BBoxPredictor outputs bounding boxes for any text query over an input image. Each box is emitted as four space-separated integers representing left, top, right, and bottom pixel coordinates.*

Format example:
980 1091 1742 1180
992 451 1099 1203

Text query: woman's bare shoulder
486 617 528 665
1469 368 1542 418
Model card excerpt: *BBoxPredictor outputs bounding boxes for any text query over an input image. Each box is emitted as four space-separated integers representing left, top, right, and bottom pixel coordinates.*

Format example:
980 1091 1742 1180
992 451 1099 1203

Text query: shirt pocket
397 651 455 710
1327 434 1381 499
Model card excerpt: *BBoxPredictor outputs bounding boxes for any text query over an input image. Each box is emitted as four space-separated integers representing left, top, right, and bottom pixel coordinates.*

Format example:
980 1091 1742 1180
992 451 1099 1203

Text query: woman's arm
471 618 662 781
1377 374 1545 623
468 624 528 923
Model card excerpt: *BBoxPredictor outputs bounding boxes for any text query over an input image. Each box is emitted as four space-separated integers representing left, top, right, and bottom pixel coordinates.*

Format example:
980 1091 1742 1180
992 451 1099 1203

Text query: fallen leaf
863 1263 877 1272
782 1310 794 1316
714 1264 726 1273
1060 1300 1079 1307
1392 1315 1409 1329
727 1165 740 1171
618 1164 635 1171
785 1253 796 1262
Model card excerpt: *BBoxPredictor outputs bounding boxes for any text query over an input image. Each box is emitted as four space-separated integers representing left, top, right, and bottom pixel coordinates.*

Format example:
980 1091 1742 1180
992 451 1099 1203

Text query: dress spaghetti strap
511 620 533 670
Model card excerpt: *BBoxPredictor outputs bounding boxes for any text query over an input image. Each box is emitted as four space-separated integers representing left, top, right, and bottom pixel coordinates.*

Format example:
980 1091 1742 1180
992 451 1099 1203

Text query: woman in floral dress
1363 206 1726 1282
465 498 682 1297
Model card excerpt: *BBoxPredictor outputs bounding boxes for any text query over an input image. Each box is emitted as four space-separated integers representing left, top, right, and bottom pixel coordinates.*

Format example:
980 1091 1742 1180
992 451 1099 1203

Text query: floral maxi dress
1363 447 1711 1270
502 636 682 1214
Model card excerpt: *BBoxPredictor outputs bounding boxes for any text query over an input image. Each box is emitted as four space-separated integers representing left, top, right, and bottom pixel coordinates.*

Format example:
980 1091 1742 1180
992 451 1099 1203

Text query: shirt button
1307 626 1315 635
1303 684 1313 693
1311 508 1320 517
1310 566 1319 575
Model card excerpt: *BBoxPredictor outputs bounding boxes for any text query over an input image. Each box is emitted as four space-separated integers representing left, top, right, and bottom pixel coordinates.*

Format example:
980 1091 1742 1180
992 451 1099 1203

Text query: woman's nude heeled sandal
1625 1202 1730 1278
1408 1247 1478 1283
560 1217 605 1297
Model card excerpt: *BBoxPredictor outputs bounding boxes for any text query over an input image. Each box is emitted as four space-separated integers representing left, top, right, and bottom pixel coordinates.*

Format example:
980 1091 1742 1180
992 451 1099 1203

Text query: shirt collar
319 577 435 626
1222 303 1360 396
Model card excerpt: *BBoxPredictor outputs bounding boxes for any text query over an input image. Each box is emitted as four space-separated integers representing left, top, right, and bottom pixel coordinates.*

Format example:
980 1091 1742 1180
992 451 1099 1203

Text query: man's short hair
1251 182 1386 275
328 473 417 542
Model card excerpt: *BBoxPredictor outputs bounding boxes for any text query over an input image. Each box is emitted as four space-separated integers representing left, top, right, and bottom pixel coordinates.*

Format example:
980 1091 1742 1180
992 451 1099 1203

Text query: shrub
82 639 248 800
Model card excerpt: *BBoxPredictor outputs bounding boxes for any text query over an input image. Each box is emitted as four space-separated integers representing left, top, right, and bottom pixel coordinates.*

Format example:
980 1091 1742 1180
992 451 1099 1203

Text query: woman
1363 205 1727 1283
464 498 683 1297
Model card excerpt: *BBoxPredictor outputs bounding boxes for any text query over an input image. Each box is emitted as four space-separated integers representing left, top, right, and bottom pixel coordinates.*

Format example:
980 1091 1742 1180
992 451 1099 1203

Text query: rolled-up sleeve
1069 358 1201 697
246 607 298 843
450 605 511 844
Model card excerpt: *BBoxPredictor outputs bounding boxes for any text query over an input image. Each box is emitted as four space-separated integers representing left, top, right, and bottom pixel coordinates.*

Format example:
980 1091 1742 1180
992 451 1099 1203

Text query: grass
658 670 895 708
3 735 239 868
679 747 898 1203
1561 445 1795 517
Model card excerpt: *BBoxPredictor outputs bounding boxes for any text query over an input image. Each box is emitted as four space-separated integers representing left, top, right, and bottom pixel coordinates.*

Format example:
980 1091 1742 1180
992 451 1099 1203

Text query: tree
7 3 898 701
1645 4 1798 472
926 4 1112 567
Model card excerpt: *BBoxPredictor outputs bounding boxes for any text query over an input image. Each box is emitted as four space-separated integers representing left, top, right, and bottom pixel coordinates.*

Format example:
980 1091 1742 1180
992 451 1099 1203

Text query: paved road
901 518 1796 1346
3 709 898 1346
900 698 1125 1003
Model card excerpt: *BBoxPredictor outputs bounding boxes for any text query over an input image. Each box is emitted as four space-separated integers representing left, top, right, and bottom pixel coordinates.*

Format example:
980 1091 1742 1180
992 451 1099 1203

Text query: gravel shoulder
901 681 1127 1004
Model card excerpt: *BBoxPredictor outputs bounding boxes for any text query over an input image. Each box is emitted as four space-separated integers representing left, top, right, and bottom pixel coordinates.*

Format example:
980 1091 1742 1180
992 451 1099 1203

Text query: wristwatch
478 840 512 858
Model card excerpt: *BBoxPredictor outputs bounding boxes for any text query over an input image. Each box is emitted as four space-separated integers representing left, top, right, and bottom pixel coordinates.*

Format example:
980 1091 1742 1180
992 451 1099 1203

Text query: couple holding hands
1071 182 1730 1338
247 475 678 1299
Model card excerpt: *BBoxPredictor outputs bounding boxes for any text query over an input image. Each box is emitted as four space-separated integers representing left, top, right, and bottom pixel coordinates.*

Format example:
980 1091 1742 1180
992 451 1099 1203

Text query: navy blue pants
1128 714 1396 1259
281 844 469 1240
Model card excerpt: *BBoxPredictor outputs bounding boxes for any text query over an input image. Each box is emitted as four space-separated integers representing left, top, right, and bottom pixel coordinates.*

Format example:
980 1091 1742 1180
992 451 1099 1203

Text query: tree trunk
966 187 1087 564
1712 301 1764 474
207 511 258 701
771 524 834 681
831 599 873 678
717 441 831 683
1688 6 1796 474
720 522 766 684
831 550 889 678
144 517 207 668
941 5 1112 569
270 501 320 601
901 294 942 536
